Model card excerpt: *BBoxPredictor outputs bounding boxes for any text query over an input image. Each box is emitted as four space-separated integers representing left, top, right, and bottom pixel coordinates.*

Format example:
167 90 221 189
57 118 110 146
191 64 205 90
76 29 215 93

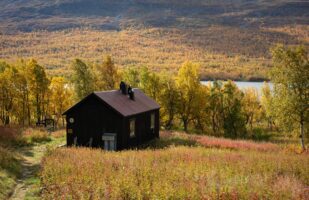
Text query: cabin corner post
156 109 160 138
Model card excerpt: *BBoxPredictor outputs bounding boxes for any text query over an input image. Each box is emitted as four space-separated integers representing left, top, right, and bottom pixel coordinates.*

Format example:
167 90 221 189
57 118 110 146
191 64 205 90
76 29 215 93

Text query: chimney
127 86 135 100
119 81 127 95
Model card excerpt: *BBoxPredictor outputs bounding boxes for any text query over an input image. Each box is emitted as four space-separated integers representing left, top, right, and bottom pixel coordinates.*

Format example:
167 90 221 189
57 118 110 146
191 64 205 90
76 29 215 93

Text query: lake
201 81 273 93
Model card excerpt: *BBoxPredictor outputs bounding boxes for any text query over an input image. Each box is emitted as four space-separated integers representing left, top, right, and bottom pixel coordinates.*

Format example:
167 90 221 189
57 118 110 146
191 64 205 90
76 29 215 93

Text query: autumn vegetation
0 27 308 200
2 26 307 81
41 137 309 199
0 1 308 199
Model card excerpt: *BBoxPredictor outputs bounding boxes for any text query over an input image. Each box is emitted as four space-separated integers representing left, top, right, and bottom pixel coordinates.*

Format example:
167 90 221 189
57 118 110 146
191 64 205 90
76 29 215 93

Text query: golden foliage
0 27 278 80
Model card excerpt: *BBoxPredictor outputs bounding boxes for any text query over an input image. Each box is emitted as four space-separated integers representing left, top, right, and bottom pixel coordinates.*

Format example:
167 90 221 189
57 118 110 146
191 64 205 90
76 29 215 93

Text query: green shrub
250 128 272 141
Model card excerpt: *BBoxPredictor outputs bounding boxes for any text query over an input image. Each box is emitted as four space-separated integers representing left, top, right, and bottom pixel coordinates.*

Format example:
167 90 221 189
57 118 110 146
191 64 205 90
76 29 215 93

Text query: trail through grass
8 135 65 200
9 145 46 200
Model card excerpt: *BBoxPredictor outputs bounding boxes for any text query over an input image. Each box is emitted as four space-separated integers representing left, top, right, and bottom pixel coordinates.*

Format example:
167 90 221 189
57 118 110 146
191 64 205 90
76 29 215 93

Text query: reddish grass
0 126 51 146
195 136 279 152
0 126 20 141
0 126 26 147
160 131 279 152
41 147 309 199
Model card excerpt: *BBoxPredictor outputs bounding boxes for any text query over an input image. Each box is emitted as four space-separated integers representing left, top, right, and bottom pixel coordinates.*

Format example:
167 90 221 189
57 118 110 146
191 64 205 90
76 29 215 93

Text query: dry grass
0 126 51 147
41 146 309 199
0 126 28 147
22 128 51 143
51 129 66 139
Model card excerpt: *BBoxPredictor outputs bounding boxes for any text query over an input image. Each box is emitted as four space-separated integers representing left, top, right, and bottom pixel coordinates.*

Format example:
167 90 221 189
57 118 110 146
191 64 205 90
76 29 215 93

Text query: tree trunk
183 118 188 132
62 117 65 128
212 114 216 134
36 93 41 124
300 120 305 150
22 92 26 127
26 92 31 126
4 115 10 126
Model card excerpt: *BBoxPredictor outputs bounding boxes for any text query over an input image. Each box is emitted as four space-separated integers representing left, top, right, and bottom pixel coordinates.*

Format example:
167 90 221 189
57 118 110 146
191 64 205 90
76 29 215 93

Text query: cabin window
69 117 74 123
150 113 155 129
130 119 136 138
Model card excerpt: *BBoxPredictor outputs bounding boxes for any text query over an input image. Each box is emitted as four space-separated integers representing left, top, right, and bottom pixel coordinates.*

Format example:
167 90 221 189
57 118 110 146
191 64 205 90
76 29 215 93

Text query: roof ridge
94 88 140 94
94 90 118 93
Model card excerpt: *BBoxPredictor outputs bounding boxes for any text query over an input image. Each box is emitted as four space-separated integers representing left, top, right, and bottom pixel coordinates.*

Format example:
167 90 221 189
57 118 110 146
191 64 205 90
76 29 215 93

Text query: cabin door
102 133 117 151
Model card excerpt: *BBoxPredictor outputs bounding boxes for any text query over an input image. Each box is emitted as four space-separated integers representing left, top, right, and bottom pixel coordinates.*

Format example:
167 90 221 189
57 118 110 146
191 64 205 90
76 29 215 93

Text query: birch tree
271 45 309 150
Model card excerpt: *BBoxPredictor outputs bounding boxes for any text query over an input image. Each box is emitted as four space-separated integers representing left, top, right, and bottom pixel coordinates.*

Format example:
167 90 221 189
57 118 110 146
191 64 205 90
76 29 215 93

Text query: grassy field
40 132 309 200
1 128 308 199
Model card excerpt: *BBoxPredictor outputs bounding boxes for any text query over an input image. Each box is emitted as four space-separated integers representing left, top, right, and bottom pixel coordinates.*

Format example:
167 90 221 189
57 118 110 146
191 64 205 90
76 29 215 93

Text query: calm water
201 81 273 93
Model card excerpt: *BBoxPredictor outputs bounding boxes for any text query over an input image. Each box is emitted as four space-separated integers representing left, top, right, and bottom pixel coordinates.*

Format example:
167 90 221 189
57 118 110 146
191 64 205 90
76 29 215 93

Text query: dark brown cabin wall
66 95 123 148
123 117 129 148
137 112 146 144
123 109 159 148
66 115 74 146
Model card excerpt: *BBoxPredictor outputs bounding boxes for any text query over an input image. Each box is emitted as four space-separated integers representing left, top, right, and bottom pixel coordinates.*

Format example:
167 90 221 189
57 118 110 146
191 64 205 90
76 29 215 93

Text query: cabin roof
63 89 160 117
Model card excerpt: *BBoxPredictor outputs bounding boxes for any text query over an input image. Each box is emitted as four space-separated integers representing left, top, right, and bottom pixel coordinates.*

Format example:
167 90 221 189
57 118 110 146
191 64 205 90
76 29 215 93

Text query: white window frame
130 119 136 138
150 113 155 129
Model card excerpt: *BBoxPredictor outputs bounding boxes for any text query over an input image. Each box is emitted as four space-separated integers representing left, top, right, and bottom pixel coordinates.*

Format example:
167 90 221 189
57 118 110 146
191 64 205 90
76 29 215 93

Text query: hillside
1 0 308 32
0 0 308 79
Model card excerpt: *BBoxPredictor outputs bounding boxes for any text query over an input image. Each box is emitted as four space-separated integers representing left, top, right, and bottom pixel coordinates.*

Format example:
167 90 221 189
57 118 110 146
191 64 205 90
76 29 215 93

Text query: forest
1 44 308 150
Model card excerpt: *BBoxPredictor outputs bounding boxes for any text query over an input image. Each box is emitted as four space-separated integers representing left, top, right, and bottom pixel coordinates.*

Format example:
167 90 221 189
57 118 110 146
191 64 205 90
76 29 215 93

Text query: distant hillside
0 0 308 80
1 0 308 32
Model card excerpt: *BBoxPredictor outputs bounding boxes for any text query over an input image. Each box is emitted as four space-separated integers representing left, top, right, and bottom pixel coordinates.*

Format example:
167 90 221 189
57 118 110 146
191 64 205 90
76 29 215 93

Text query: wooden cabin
63 86 160 150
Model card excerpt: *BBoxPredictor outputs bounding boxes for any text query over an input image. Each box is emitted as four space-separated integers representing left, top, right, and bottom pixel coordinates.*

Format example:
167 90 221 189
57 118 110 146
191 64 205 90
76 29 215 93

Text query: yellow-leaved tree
49 77 73 127
242 88 260 132
175 61 201 132
25 59 50 124
94 55 120 90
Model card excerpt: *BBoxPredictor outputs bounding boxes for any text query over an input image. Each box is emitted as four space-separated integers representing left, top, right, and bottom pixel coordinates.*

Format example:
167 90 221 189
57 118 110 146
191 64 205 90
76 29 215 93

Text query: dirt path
9 144 48 200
